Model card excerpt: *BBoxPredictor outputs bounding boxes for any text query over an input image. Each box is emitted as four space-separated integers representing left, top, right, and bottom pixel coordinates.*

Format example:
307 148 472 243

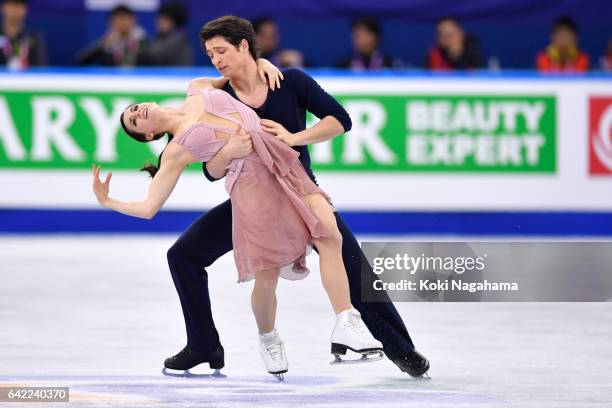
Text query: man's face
256 22 279 54
2 2 28 25
436 20 464 53
156 15 175 35
551 27 577 50
205 36 250 77
111 13 135 37
352 25 378 55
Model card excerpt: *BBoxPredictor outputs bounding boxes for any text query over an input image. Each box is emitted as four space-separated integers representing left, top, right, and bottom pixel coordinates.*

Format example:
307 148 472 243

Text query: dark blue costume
166 68 423 370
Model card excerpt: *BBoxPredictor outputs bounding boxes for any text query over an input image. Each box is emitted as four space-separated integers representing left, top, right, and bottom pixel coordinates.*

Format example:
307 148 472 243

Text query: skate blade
272 373 285 382
161 368 226 378
330 350 384 365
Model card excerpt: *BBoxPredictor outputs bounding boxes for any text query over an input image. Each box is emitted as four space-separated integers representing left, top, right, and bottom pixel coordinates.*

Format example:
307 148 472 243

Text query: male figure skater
164 16 429 377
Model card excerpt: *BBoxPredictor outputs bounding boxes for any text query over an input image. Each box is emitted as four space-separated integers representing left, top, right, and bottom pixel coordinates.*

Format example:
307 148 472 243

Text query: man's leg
166 200 233 355
334 213 430 376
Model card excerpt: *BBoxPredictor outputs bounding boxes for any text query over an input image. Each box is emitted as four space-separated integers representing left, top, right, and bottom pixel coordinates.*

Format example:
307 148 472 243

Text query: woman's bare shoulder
188 76 229 91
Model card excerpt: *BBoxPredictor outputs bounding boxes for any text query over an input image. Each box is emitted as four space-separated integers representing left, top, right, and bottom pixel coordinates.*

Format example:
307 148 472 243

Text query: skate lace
173 346 190 361
266 342 284 361
345 314 368 337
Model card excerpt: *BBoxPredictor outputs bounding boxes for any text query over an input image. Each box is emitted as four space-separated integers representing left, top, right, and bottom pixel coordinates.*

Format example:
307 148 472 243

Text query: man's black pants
167 199 415 360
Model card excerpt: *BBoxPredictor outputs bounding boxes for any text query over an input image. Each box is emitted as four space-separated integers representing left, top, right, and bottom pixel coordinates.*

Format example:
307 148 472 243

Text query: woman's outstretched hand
92 164 112 206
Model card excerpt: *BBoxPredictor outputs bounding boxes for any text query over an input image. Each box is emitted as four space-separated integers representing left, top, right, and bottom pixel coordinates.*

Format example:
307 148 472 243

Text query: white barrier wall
0 72 611 212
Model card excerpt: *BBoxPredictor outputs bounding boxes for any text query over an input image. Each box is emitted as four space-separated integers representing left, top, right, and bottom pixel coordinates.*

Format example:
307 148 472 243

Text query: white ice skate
330 308 384 365
258 329 288 381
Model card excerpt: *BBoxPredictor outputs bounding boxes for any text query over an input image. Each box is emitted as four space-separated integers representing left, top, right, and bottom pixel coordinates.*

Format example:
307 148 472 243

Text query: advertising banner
0 72 611 215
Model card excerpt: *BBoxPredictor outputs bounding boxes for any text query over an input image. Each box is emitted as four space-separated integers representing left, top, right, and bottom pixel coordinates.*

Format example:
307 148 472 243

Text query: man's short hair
158 2 188 28
251 16 275 35
110 5 134 19
199 15 259 60
435 16 462 29
552 16 578 35
2 0 28 5
351 17 381 38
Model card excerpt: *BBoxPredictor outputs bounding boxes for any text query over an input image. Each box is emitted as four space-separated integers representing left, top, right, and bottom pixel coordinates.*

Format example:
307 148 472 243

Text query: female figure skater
92 82 383 377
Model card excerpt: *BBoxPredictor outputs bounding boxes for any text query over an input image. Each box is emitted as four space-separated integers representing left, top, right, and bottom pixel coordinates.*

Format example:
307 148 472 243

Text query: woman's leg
251 268 281 334
252 268 288 377
303 194 352 314
302 195 383 356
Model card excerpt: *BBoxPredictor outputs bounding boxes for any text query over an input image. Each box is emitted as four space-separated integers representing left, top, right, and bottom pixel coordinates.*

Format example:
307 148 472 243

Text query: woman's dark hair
139 140 173 178
351 17 382 38
119 105 173 178
199 15 259 60
552 16 578 35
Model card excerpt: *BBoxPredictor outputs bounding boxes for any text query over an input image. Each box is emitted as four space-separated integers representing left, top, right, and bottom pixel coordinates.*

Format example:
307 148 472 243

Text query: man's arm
203 127 253 181
291 115 344 146
260 115 344 147
259 68 352 147
291 68 352 134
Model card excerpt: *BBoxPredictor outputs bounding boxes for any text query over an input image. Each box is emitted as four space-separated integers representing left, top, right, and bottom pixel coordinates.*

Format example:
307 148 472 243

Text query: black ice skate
391 349 430 378
162 345 225 377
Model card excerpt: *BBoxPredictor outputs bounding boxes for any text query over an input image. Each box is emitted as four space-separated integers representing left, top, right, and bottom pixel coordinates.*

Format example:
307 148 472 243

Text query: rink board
0 70 611 234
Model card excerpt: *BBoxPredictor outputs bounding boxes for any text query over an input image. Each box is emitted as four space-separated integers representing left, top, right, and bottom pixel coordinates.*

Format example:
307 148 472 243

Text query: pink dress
171 88 331 283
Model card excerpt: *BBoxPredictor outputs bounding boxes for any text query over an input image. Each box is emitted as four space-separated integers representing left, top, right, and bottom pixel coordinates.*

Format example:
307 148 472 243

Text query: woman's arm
188 76 228 91
189 59 284 92
92 145 187 219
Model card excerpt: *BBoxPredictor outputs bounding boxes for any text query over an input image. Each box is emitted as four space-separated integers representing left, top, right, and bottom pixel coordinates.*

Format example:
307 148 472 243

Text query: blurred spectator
0 0 47 69
77 5 146 66
599 39 612 71
426 17 481 70
138 2 193 66
252 17 304 68
536 16 589 72
337 17 401 70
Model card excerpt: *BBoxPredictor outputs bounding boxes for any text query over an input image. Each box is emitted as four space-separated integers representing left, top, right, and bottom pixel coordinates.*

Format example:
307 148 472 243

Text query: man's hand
260 119 297 146
223 126 253 159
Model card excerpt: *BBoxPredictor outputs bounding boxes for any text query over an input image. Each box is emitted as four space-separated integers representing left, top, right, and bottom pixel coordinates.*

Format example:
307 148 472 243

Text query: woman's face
122 102 161 138
205 35 250 78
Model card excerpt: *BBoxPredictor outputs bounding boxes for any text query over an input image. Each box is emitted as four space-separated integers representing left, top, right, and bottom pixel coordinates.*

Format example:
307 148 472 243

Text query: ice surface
0 236 610 407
